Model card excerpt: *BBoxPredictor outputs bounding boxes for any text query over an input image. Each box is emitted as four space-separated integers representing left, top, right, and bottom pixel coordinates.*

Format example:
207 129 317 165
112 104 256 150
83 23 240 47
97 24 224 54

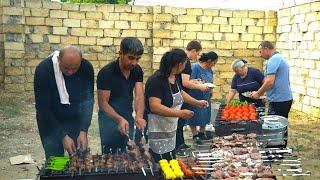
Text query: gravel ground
0 90 319 179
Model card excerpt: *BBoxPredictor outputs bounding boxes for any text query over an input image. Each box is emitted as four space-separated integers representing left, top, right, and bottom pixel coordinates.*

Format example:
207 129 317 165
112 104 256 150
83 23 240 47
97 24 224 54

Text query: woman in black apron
144 49 208 162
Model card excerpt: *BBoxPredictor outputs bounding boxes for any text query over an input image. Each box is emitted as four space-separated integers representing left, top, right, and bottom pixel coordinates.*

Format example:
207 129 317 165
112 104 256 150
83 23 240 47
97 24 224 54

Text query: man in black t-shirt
34 46 94 159
176 41 209 150
97 37 146 152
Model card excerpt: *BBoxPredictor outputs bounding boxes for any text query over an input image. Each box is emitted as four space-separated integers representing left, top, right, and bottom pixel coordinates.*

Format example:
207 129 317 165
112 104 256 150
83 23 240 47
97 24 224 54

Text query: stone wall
151 7 277 99
277 1 320 118
0 0 277 100
0 2 4 89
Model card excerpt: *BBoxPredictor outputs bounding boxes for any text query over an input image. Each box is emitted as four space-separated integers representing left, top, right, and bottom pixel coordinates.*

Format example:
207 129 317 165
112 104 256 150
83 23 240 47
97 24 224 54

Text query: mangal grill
39 138 159 180
212 104 265 137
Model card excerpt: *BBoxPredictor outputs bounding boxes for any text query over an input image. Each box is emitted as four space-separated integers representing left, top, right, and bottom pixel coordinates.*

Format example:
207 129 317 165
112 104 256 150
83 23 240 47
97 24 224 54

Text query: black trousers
269 99 293 147
175 118 186 149
150 149 176 163
269 100 293 118
176 103 191 149
98 111 134 153
38 127 79 160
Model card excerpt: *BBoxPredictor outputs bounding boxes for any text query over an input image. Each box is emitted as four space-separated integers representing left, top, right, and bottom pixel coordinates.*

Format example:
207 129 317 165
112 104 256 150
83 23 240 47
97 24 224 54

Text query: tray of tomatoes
213 100 263 136
220 100 258 122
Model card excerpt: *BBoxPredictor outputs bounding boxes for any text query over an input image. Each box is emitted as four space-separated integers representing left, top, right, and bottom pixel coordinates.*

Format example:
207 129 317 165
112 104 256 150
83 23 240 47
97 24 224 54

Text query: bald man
34 46 94 159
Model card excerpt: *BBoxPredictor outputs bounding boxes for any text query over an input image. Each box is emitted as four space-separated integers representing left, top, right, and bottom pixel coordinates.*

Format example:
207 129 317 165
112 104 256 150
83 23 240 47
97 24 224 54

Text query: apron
148 80 184 154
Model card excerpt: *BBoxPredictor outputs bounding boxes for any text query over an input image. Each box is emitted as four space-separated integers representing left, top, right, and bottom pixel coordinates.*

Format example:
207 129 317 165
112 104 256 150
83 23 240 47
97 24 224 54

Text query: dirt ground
0 90 319 180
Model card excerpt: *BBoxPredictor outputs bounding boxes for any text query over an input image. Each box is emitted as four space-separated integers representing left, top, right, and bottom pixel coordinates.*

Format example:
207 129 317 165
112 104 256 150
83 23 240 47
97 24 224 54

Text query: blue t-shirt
189 63 213 100
188 63 213 125
231 67 264 105
265 52 293 102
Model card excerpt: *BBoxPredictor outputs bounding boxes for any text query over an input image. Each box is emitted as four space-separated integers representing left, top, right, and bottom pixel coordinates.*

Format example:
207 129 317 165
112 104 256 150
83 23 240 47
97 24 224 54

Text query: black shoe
198 132 210 140
176 149 189 156
177 143 191 150
193 134 203 145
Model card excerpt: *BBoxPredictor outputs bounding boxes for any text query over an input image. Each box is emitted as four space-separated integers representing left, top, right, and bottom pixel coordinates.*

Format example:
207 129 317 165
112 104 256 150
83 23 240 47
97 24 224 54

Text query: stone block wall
150 6 277 99
0 0 277 100
0 2 4 89
277 1 320 118
1 0 154 92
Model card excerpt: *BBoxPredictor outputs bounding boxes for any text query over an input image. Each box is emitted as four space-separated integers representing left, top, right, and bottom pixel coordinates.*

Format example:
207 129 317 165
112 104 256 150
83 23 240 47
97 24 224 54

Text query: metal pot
258 115 288 147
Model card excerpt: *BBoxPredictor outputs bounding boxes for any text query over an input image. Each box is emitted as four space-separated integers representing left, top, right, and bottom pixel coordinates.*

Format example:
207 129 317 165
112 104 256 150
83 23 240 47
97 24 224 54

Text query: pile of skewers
67 135 155 177
189 133 311 178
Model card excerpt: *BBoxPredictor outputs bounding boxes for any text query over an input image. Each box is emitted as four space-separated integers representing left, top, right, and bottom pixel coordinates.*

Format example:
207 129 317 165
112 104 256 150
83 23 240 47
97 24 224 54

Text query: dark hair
120 37 144 55
259 41 274 49
240 59 248 63
159 49 187 77
199 51 218 62
186 40 202 51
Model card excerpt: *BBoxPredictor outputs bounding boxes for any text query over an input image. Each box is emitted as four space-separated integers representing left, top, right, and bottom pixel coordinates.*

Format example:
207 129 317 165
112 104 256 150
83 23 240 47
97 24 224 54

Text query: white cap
231 59 246 69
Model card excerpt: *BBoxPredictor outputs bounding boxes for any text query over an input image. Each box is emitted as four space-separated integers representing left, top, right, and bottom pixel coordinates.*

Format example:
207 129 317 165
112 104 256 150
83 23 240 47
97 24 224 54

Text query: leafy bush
60 0 132 4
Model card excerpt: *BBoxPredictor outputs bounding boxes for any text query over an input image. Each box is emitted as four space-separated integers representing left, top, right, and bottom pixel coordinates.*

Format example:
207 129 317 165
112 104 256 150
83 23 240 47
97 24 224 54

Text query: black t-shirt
145 71 182 114
97 59 143 114
179 58 192 93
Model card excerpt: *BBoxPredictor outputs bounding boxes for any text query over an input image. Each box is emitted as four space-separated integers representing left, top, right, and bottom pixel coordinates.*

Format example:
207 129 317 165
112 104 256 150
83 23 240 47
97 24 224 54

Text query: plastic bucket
210 101 221 123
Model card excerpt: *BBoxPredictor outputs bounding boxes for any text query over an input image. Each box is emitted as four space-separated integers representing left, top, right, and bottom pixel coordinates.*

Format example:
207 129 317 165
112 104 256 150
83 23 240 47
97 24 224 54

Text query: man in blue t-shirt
252 41 293 118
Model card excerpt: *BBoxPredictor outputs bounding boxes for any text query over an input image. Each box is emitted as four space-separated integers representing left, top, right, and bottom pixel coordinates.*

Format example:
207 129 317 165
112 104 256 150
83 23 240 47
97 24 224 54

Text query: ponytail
159 49 187 77
199 51 218 62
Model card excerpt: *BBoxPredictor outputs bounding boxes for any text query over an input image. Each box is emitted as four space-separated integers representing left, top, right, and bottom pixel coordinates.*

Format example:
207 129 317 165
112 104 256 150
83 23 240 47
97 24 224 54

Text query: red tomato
243 116 249 121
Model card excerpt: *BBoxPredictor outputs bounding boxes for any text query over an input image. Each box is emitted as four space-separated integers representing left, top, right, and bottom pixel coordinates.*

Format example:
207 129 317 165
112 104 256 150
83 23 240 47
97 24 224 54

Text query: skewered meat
127 140 137 150
66 143 155 174
232 147 248 155
144 151 152 160
247 133 257 139
238 166 250 173
208 133 275 179
211 169 225 179
140 136 146 145
253 170 274 179
250 152 262 160
226 167 240 177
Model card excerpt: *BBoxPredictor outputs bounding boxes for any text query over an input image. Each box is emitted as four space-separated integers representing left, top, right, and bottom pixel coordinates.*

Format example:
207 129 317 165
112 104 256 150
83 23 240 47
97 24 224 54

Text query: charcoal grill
39 154 159 180
40 136 159 180
40 166 158 180
212 104 264 136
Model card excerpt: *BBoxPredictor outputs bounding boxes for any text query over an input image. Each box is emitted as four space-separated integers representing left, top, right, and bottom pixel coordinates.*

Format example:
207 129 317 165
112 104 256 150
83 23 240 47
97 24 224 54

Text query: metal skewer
279 163 301 167
140 130 154 176
126 133 132 141
141 167 147 176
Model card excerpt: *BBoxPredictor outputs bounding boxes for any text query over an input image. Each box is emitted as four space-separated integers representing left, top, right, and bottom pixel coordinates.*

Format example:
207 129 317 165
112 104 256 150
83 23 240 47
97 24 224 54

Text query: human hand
134 117 146 131
197 100 209 108
199 84 209 92
251 91 260 99
62 135 76 155
118 118 129 135
178 109 194 120
77 131 88 151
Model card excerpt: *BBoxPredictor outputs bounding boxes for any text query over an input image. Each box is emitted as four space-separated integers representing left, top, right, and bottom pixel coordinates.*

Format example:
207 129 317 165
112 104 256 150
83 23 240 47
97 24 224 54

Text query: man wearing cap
252 41 293 118
225 59 265 107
